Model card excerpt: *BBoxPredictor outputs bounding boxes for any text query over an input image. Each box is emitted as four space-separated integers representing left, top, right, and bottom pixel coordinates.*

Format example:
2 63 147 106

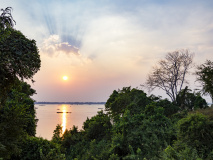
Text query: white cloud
40 35 80 56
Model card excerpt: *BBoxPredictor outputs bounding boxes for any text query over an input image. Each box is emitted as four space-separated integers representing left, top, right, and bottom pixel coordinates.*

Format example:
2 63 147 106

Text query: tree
146 49 194 102
6 80 38 136
13 136 65 160
0 80 38 158
83 110 112 141
0 102 29 159
105 87 151 121
163 113 213 159
52 124 63 144
0 13 40 104
0 7 15 30
105 87 131 120
111 103 173 159
0 7 41 158
176 86 208 111
150 95 179 117
195 60 213 104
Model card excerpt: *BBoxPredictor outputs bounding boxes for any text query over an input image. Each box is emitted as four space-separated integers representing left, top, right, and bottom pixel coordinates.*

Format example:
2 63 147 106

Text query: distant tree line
35 102 106 105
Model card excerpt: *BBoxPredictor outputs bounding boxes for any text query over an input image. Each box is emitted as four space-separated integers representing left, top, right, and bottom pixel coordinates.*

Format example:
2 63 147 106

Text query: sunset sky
1 0 213 102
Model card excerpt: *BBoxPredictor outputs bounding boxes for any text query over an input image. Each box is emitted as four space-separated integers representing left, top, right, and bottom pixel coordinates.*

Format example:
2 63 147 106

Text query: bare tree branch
145 49 194 102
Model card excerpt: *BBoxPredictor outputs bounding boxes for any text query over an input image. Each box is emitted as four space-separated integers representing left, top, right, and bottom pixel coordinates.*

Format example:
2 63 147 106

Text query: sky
1 0 213 102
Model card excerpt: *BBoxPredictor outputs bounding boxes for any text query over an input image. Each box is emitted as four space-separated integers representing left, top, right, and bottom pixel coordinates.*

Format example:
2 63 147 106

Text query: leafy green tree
0 102 29 159
61 125 84 157
12 136 65 160
52 124 63 144
6 80 37 136
111 103 173 159
0 7 15 30
0 7 40 105
83 110 112 141
105 87 131 119
79 139 112 160
176 86 208 110
162 113 213 159
56 111 112 159
0 28 41 104
177 113 213 157
59 114 112 159
104 87 179 159
105 87 151 121
106 87 179 119
149 95 179 117
0 81 38 159
0 81 39 158
196 60 213 104
0 7 41 159
162 144 201 160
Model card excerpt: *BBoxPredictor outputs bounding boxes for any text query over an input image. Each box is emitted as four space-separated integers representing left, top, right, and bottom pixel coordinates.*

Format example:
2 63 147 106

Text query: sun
62 76 68 80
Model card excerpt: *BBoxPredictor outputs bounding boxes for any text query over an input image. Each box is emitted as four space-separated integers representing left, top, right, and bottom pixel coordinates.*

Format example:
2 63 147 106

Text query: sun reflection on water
62 105 67 134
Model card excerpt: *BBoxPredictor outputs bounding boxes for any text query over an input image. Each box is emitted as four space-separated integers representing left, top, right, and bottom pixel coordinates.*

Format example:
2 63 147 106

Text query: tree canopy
0 7 15 30
0 7 42 159
196 60 213 103
0 7 40 104
176 86 208 111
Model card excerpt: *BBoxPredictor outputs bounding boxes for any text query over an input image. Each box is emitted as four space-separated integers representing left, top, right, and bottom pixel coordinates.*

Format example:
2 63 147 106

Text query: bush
13 136 65 160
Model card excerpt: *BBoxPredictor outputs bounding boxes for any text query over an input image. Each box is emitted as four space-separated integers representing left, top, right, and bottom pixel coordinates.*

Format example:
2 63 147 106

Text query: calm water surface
35 104 104 140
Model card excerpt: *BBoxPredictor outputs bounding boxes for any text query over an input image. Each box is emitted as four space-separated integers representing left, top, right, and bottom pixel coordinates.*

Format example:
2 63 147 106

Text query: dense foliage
196 60 213 104
0 28 41 104
176 86 208 111
0 7 64 159
0 7 40 104
49 87 212 160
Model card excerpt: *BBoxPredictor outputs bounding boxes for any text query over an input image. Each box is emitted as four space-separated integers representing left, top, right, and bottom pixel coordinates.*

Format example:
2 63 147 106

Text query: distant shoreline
34 102 106 105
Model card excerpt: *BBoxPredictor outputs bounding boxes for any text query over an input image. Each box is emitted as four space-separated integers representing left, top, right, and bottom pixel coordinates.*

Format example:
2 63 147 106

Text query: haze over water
36 104 104 140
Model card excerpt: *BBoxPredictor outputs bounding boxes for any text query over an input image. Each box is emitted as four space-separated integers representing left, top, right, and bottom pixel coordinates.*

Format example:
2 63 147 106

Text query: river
35 104 105 140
